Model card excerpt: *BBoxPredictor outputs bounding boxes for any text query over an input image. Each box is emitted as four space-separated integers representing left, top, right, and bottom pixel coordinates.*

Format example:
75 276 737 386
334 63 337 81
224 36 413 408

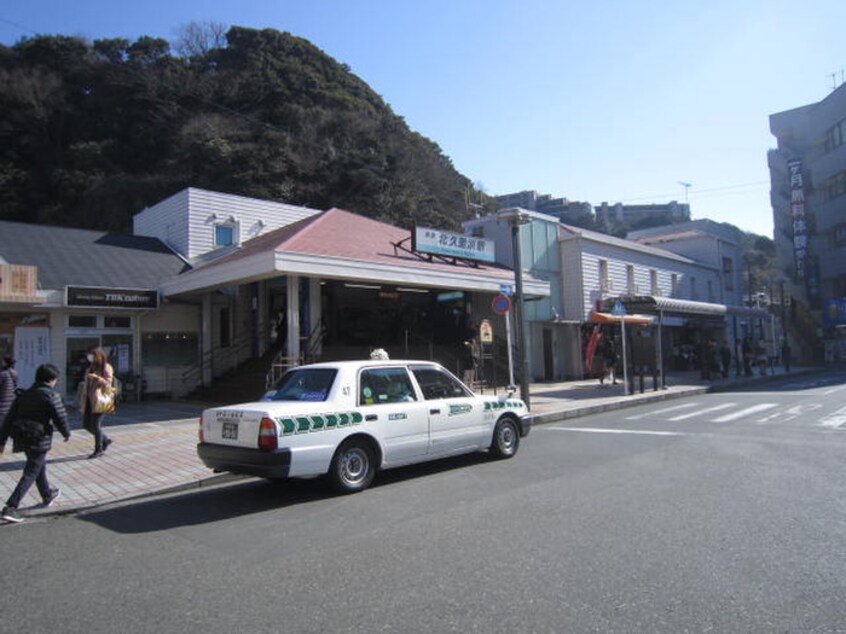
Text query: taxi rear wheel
328 440 376 493
490 418 520 459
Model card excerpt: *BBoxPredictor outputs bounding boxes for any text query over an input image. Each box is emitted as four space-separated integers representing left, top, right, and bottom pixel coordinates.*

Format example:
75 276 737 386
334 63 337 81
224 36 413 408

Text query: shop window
104 316 131 328
68 315 97 328
142 332 198 365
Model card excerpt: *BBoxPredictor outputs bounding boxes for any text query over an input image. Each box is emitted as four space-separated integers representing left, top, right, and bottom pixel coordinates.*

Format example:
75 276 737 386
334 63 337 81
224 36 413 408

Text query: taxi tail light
258 417 278 451
198 417 205 443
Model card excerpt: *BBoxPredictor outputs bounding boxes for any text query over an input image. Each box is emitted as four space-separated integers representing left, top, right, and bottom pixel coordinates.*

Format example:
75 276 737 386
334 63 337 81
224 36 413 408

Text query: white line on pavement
819 405 846 428
548 427 687 436
625 402 701 420
711 403 778 423
668 403 735 421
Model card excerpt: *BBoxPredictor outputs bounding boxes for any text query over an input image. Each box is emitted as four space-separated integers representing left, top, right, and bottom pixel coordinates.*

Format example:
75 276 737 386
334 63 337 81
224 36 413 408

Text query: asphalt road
2 371 845 633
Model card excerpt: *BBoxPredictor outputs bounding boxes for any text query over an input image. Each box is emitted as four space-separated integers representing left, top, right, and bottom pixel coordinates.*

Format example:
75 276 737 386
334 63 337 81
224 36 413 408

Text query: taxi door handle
429 409 440 415
365 414 378 421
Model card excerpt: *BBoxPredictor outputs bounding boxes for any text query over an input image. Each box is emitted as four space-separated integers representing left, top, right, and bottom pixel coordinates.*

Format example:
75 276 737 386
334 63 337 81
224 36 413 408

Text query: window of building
823 171 846 201
626 265 635 294
650 270 658 295
690 276 698 300
599 259 609 291
707 280 715 302
142 332 198 366
671 274 679 297
825 118 846 153
722 257 734 291
68 315 97 328
104 316 131 329
834 224 846 246
214 223 236 247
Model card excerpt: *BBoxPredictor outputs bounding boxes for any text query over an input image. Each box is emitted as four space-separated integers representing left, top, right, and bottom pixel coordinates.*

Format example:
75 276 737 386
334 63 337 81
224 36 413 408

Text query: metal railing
181 330 254 390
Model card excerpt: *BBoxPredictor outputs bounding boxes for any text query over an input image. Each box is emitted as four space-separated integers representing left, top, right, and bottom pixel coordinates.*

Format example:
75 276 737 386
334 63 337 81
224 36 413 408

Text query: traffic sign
491 294 512 315
611 300 627 316
500 284 513 296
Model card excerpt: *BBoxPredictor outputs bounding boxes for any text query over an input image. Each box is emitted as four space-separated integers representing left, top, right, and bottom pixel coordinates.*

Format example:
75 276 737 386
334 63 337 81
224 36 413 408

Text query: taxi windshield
268 368 337 402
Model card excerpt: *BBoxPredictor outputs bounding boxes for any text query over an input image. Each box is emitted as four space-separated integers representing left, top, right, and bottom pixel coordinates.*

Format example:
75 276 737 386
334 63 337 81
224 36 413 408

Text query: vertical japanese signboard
788 159 808 279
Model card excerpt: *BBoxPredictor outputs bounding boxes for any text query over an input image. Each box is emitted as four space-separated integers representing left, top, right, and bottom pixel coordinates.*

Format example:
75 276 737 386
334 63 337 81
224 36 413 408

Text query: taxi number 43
222 421 238 440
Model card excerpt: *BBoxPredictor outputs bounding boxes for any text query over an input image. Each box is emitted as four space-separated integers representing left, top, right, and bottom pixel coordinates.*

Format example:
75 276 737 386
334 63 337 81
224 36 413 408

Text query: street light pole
499 209 532 409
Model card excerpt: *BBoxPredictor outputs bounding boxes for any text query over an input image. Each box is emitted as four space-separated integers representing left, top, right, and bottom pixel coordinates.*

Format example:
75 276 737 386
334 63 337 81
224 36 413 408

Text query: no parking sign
491 294 511 315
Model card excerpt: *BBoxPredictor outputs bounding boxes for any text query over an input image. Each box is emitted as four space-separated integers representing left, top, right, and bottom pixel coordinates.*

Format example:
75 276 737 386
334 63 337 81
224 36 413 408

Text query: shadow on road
80 452 490 534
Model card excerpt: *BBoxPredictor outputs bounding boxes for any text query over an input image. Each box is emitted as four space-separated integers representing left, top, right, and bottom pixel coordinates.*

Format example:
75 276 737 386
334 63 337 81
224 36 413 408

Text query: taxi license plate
221 421 238 440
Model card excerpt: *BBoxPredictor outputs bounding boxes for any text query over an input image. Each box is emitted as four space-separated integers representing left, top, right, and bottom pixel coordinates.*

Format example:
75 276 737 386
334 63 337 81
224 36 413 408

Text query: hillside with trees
0 25 475 232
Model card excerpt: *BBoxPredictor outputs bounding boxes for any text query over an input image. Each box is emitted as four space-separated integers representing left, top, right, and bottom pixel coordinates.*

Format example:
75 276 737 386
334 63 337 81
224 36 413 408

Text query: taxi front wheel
328 440 376 493
490 418 520 459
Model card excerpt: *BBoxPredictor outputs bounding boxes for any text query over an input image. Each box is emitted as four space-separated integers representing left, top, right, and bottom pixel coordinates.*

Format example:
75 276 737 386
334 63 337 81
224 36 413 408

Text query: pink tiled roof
198 208 514 279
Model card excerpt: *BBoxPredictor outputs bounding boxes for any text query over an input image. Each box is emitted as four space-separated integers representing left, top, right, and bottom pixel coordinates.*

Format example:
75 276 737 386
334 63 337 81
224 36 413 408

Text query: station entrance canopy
159 208 550 299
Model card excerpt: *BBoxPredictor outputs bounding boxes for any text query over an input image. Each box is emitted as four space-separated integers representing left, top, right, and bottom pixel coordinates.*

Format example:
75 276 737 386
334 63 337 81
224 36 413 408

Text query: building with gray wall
769 82 846 361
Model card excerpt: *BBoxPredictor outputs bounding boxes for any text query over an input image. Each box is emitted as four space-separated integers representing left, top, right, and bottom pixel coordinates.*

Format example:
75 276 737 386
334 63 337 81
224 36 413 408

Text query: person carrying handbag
1 363 70 523
80 346 115 459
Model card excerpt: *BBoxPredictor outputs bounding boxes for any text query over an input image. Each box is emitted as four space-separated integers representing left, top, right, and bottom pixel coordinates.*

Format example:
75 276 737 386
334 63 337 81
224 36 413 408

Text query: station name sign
413 227 495 263
66 286 159 309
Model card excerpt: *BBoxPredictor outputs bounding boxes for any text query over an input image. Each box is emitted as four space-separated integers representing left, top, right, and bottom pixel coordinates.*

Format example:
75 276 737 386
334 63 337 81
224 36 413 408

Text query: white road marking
668 403 735 421
819 406 846 429
625 402 701 420
711 403 778 423
548 427 686 436
823 386 846 396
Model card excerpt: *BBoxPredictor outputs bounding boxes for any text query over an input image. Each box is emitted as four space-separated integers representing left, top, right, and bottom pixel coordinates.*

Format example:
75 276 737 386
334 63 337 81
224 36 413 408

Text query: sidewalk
1 365 817 519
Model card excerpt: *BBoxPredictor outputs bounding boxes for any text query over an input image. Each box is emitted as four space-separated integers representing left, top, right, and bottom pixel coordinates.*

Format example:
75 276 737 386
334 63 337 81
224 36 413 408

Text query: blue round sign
491 294 512 315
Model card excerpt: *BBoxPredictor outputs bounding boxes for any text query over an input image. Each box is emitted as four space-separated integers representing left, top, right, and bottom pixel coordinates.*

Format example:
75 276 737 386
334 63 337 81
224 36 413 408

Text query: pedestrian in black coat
0 355 18 423
0 363 70 523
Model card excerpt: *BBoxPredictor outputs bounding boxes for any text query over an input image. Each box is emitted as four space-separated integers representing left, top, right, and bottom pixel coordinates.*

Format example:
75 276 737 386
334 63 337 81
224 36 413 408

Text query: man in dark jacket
0 363 70 523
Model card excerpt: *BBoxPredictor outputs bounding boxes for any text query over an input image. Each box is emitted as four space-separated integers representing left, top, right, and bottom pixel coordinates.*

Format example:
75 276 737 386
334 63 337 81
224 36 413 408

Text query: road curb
24 473 244 520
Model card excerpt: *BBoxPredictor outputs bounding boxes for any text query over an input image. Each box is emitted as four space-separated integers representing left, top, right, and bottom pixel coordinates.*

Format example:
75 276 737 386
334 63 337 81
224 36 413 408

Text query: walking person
781 339 792 372
742 337 753 376
0 363 70 523
80 346 114 459
719 340 732 379
602 335 618 385
755 339 768 376
0 355 18 423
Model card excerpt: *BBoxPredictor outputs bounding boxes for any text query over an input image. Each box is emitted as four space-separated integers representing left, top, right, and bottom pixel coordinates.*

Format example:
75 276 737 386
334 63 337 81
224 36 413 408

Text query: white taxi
197 359 531 493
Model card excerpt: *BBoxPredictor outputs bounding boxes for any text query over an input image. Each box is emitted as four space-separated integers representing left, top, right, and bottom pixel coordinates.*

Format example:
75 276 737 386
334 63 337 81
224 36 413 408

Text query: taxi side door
358 366 430 465
409 364 486 456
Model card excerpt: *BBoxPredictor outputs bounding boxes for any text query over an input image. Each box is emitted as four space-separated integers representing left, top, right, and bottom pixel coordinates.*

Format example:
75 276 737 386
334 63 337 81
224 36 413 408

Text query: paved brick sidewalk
0 367 816 520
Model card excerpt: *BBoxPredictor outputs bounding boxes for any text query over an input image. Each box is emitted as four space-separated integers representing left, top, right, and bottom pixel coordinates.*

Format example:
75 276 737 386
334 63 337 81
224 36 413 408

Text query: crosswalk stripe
626 402 700 420
712 403 778 423
819 405 846 428
668 403 735 421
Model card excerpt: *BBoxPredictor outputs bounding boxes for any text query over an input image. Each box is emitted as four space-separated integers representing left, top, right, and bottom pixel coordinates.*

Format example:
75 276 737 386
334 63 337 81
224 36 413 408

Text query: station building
0 188 549 400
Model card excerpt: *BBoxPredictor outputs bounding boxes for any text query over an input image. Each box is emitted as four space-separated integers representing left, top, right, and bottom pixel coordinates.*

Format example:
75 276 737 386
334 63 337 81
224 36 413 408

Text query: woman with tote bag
79 346 115 459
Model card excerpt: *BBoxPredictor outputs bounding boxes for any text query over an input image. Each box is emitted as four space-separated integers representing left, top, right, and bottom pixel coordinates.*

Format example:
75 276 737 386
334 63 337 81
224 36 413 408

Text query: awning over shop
590 311 655 326
605 296 770 320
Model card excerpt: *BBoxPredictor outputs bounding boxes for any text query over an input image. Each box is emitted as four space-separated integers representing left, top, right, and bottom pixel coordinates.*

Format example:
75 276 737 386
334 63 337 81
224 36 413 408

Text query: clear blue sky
2 0 845 236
